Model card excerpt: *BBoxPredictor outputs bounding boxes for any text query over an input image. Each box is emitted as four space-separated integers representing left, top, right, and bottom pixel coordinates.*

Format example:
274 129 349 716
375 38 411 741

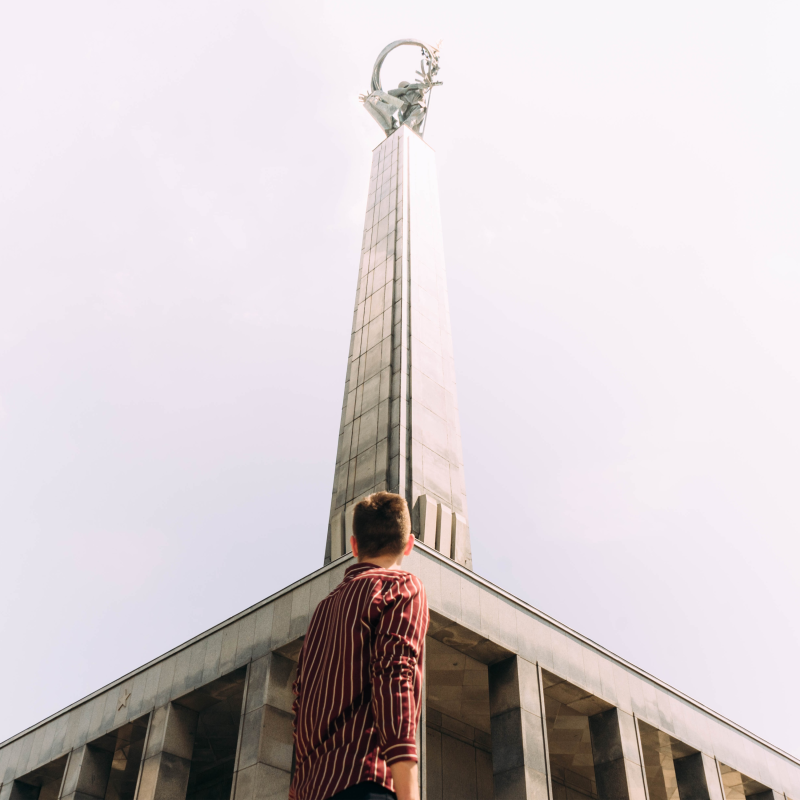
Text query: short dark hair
352 492 411 559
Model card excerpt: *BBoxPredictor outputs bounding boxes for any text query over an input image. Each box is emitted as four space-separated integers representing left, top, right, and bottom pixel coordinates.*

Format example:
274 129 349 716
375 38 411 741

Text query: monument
1 40 798 800
325 40 471 571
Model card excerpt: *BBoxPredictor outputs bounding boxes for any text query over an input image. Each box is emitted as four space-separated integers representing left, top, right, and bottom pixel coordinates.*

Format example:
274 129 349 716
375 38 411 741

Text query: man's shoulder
338 565 424 595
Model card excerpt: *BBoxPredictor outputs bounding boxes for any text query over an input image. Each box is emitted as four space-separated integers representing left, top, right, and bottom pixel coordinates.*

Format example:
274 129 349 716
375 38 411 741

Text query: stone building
1 124 799 800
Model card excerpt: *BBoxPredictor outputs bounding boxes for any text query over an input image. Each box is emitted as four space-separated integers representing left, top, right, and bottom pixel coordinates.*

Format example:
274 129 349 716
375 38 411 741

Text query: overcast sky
1 0 798 760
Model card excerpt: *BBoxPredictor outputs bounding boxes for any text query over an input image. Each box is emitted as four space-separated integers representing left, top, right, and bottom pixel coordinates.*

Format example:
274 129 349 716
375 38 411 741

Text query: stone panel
489 656 550 800
137 702 198 800
589 708 647 800
674 752 725 800
231 653 295 800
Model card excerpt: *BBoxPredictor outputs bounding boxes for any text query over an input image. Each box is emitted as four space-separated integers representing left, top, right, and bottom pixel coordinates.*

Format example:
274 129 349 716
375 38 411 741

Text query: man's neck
357 554 404 570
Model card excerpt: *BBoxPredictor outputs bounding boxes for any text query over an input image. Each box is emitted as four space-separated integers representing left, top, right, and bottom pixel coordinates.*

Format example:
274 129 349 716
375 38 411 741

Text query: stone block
438 565 462 621
356 406 379 454
251 605 274 661
489 659 522 719
460 578 481 632
442 734 478 799
422 446 451 503
597 656 619 708
674 752 723 800
411 337 444 387
264 654 295 713
252 762 292 800
480 590 500 641
495 599 518 652
201 633 223 685
136 751 191 800
436 503 453 557
594 758 631 800
489 655 549 799
4 783 39 800
452 513 470 567
218 624 239 676
50 715 69 763
748 792 782 800
476 748 494 800
353 446 377 496
515 613 553 672
147 704 197 761
417 495 438 547
419 555 442 613
257 707 294 773
233 653 296 799
426 727 443 800
86 699 106 745
61 744 112 799
589 709 624 763
271 594 292 647
155 657 177 709
493 765 550 800
168 650 192 703
288 583 311 641
588 707 647 800
36 720 56 767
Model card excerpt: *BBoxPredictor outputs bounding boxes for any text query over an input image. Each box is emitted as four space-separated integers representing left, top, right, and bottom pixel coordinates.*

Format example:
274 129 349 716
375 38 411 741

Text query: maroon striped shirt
289 562 429 800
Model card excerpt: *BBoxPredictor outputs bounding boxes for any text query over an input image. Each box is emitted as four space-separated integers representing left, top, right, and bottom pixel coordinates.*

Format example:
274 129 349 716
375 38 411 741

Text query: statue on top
360 40 442 138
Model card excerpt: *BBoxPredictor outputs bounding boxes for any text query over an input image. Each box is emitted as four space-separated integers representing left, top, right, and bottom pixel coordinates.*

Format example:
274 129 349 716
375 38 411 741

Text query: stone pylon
325 124 472 569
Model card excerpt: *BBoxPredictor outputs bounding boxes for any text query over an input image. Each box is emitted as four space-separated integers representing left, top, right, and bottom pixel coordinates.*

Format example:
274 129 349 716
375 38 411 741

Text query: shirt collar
344 562 380 577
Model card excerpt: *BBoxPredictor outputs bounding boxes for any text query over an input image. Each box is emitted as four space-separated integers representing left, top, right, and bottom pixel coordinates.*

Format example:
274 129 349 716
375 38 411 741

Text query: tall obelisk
325 41 472 569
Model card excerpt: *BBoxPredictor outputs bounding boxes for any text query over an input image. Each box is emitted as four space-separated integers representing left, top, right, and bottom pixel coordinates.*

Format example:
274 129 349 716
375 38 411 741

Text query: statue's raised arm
360 40 442 137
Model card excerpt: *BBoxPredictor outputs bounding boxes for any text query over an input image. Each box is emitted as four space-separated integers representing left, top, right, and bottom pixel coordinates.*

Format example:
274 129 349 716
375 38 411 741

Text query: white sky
1 0 798 760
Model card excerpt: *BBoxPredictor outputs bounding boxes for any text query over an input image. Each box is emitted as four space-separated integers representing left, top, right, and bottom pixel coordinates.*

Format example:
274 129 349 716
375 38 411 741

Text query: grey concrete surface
325 125 472 569
1 545 798 800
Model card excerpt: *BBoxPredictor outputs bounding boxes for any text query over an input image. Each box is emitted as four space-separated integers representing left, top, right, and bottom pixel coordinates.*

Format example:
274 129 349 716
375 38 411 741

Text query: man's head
351 492 412 563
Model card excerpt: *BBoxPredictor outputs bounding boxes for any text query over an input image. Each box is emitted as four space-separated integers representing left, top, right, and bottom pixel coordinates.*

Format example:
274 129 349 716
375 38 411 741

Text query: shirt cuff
383 741 419 765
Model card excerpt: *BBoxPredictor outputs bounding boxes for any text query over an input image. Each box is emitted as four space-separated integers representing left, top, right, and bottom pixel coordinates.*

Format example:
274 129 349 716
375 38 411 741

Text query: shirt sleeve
369 573 429 766
288 651 303 800
291 647 303 739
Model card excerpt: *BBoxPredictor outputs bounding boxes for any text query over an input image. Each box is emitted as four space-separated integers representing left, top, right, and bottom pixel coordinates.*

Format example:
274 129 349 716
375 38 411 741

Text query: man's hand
390 760 420 800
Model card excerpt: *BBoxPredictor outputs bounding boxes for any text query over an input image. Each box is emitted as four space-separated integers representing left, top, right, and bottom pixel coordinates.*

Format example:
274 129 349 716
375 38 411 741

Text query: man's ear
350 535 359 558
403 534 415 556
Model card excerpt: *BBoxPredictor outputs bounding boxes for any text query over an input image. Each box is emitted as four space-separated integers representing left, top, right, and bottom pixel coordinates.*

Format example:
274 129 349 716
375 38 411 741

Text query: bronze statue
360 40 442 137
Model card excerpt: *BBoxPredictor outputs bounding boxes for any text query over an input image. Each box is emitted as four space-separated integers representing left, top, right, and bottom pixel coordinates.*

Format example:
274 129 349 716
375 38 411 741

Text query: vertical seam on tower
402 130 412 507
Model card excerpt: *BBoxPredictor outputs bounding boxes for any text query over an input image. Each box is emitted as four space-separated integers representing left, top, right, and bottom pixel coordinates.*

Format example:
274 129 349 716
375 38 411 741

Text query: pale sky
1 1 798 760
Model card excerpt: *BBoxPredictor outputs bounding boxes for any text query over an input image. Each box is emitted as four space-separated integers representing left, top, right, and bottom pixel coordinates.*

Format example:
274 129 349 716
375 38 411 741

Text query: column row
486 656 758 800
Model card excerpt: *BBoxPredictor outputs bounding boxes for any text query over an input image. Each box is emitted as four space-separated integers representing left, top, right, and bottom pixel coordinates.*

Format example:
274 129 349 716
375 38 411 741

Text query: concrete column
589 708 647 800
418 495 438 548
1 782 41 800
326 125 473 571
674 753 725 800
488 656 550 800
135 703 198 800
59 744 113 800
231 652 295 800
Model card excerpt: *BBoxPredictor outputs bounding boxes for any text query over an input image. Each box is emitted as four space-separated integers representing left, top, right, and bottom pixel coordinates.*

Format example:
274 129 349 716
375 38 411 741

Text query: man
289 492 429 800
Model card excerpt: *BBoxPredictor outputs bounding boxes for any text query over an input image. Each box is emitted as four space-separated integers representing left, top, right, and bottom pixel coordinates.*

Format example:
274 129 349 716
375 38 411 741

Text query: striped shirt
289 562 429 800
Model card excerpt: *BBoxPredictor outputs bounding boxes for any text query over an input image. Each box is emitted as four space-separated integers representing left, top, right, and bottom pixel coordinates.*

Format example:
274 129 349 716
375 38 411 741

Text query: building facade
2 125 799 800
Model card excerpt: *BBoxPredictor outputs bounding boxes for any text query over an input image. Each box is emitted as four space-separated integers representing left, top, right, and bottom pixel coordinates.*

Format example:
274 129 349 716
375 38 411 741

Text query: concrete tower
324 124 472 569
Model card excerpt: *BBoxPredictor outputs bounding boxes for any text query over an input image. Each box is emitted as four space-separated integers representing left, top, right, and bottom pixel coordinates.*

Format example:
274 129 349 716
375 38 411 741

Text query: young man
289 492 429 800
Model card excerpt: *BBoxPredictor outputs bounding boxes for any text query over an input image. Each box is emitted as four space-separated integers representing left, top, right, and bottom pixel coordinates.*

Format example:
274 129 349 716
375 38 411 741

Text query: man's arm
370 574 429 800
390 761 419 800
